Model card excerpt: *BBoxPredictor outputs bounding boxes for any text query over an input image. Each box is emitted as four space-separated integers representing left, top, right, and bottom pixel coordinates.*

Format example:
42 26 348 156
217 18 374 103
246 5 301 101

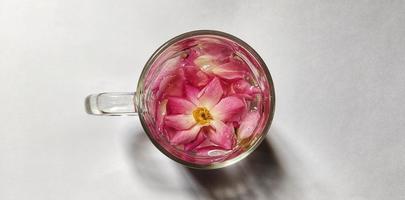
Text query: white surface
1 0 404 200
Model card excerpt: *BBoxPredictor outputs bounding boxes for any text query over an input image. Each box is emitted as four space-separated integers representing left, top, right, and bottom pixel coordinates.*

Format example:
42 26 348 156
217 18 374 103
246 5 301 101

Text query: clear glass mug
85 30 275 169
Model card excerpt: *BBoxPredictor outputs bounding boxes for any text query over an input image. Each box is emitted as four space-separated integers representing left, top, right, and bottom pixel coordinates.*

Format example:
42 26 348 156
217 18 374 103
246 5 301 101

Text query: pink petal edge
184 130 207 151
198 77 223 109
209 120 235 150
211 62 246 80
237 111 260 140
156 99 168 129
156 68 185 98
164 114 196 130
184 85 200 106
166 97 195 115
184 65 210 88
232 79 261 95
170 125 202 145
210 96 245 122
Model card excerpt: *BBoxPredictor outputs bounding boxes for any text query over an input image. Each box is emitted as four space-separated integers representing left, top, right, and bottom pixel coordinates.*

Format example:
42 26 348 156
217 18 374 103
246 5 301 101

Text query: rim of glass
136 30 276 169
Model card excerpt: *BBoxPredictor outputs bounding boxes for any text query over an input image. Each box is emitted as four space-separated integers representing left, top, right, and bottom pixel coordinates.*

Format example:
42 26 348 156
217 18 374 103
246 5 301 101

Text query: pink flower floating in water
166 77 244 150
153 41 263 155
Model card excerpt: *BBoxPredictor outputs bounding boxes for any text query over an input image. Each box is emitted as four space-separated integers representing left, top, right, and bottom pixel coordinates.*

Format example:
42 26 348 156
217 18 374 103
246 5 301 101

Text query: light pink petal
209 120 235 150
166 97 195 115
156 68 185 98
211 62 246 80
192 127 217 149
164 69 185 97
170 125 202 145
198 77 223 109
211 96 245 122
155 75 174 98
184 130 207 151
199 41 233 57
233 93 255 100
237 112 260 140
156 99 168 130
212 70 245 80
182 48 201 66
194 55 217 72
185 85 200 105
164 114 196 130
232 79 261 95
163 127 177 142
150 56 180 90
184 65 210 87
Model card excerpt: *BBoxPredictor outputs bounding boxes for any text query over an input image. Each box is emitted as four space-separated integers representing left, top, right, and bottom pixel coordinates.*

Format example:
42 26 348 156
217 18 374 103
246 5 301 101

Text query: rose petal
164 114 196 130
194 55 217 72
171 125 202 145
199 41 233 57
184 130 207 151
210 96 245 122
156 68 185 98
211 62 246 80
191 127 217 149
185 85 200 105
237 112 260 139
182 48 201 66
150 56 180 90
164 127 177 142
166 97 195 115
233 79 260 95
209 120 235 150
156 99 168 130
184 65 210 88
198 77 223 109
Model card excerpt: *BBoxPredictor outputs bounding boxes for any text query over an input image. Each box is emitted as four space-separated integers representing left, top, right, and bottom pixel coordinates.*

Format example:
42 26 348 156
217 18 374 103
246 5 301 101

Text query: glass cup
85 30 275 169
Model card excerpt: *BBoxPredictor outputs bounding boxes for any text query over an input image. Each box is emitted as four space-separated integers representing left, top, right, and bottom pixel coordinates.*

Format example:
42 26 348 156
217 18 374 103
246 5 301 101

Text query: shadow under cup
136 30 275 169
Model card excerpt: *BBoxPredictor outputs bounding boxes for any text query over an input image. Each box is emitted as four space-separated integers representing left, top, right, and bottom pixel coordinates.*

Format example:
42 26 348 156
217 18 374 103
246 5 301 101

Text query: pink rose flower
164 78 245 149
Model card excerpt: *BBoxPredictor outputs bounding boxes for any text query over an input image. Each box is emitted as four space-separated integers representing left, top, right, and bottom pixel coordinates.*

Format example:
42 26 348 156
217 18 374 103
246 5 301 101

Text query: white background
1 0 404 199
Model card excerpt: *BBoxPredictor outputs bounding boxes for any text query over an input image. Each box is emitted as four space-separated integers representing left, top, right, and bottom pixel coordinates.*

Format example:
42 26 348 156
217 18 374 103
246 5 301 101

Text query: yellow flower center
192 107 213 125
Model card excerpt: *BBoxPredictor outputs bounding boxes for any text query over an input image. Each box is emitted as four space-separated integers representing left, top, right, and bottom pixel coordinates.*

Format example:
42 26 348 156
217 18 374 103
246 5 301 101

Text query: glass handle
85 92 137 116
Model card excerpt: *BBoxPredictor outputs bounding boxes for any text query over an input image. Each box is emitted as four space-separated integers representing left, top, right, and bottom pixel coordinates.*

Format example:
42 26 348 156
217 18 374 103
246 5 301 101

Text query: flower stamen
192 107 213 125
